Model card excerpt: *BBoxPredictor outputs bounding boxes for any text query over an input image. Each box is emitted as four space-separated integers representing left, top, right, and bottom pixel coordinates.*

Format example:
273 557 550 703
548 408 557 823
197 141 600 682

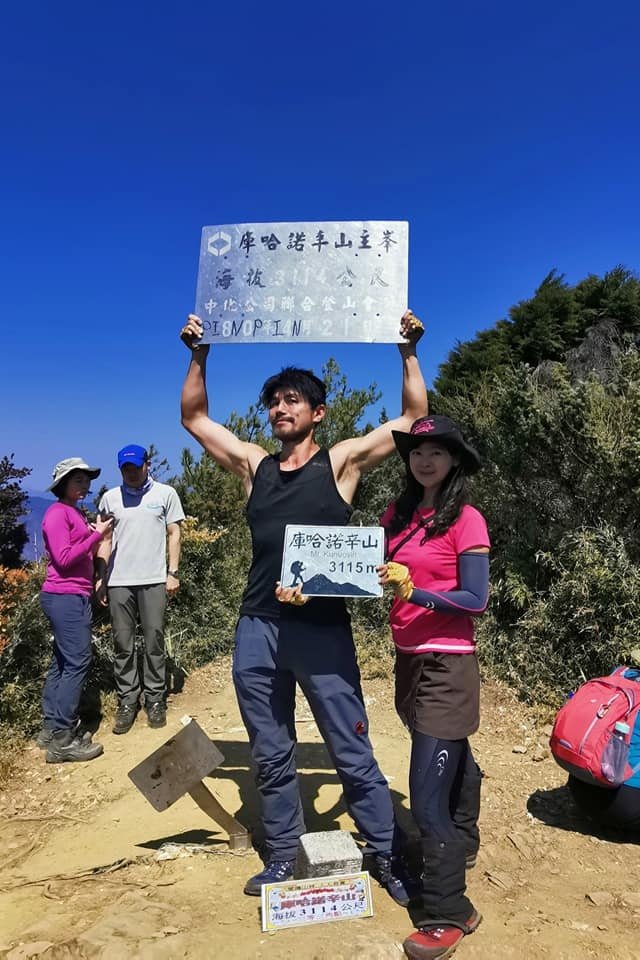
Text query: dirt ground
1 658 640 960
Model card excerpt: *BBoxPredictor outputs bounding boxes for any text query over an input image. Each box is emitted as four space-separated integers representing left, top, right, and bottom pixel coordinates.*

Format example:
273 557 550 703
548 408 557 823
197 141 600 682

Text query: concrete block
295 830 363 879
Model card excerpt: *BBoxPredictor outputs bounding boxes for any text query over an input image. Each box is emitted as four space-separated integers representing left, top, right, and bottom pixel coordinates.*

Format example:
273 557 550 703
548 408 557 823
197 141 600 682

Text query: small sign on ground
261 871 373 931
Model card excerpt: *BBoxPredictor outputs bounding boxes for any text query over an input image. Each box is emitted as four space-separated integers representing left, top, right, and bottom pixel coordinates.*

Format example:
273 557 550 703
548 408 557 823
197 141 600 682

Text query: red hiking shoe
403 909 482 960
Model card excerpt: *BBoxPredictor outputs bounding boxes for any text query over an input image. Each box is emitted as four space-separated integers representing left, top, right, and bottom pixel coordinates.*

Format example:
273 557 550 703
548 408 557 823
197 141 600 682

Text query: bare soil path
1 660 639 959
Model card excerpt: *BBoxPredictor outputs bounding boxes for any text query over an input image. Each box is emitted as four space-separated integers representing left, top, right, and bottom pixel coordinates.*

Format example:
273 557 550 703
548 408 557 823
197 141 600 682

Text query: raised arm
330 310 427 500
180 315 268 495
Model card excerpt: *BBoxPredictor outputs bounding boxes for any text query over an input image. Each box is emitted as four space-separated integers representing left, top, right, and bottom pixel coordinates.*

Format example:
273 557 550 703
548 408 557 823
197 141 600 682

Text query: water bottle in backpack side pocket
601 721 631 785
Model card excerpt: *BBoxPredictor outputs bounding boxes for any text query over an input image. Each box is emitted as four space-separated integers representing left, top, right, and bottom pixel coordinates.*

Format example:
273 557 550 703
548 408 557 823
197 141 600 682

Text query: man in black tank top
180 311 426 901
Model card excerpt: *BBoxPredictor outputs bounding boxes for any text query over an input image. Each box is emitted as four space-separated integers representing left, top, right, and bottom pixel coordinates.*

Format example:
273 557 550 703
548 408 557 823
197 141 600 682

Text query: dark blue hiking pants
40 592 93 732
409 732 470 841
232 615 394 861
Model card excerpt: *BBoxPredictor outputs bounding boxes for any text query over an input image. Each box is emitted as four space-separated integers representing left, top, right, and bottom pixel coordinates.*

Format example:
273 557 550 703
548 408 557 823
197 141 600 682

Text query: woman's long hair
386 462 469 541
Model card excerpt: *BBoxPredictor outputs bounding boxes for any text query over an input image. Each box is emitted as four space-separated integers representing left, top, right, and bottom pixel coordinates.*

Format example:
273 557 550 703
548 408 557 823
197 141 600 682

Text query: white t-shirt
99 481 185 586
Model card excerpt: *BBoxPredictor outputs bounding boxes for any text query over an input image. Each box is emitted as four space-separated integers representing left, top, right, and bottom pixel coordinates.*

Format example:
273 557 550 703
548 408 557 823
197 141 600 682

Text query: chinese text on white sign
195 221 408 343
281 524 384 598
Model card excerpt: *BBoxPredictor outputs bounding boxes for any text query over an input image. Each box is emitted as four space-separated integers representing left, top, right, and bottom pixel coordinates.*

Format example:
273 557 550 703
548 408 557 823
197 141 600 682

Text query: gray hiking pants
108 584 167 706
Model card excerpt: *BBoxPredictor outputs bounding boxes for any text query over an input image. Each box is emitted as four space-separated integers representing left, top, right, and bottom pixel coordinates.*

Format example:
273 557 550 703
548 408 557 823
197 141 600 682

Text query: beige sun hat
47 457 101 492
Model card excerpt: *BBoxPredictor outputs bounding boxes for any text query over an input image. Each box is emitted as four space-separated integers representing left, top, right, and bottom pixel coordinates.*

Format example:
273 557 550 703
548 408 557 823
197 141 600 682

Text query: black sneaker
243 859 295 896
113 703 138 735
46 730 103 764
368 853 416 907
146 701 167 728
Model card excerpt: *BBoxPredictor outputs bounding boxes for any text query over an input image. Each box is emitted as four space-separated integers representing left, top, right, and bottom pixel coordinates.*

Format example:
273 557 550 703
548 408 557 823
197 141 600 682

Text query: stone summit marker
295 830 363 879
194 220 408 343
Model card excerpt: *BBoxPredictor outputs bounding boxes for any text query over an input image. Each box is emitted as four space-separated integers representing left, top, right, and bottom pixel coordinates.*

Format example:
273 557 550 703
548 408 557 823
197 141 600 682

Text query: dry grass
0 727 29 790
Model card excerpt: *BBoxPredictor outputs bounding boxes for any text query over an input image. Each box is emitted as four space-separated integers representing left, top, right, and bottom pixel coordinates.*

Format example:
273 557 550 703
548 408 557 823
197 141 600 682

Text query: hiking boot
36 720 93 749
45 729 104 764
146 701 167 728
368 853 416 907
36 727 55 749
113 703 138 735
243 859 295 896
403 909 482 960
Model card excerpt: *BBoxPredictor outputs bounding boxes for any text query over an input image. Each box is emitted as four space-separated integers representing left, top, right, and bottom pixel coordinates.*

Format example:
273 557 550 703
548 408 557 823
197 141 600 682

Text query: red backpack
550 666 640 788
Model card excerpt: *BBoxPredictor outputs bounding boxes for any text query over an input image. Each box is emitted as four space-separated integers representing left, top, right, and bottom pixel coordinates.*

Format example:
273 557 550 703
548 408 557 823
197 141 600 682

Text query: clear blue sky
1 0 639 491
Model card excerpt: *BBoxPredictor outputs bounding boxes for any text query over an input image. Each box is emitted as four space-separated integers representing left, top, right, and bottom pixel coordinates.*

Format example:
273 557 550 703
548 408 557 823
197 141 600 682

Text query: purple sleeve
409 553 490 617
43 507 102 572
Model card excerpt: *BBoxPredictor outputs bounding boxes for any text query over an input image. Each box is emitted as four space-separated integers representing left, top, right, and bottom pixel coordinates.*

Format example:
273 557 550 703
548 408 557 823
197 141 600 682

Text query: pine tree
0 455 31 567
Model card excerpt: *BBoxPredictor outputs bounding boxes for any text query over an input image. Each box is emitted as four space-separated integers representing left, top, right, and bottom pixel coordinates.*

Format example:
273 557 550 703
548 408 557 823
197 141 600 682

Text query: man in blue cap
96 445 185 733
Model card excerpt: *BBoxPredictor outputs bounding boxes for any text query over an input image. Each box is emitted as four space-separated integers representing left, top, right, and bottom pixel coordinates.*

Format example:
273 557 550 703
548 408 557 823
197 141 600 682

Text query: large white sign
280 524 384 598
194 220 408 343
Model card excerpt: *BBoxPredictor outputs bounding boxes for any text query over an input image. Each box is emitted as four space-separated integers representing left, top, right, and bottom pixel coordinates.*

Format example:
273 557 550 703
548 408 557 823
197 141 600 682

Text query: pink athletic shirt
381 502 490 655
41 502 102 596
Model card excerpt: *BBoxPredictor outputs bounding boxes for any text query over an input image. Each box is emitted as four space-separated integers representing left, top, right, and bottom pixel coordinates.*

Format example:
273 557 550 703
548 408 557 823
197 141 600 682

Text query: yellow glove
400 309 425 342
276 584 310 606
385 562 415 601
289 591 309 606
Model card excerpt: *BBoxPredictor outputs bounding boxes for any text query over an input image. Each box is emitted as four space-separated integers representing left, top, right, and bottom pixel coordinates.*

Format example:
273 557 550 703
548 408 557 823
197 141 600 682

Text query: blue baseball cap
117 444 148 468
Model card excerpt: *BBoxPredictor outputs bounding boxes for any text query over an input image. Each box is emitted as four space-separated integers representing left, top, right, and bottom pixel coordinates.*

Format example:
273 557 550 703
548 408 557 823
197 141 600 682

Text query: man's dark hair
259 367 327 409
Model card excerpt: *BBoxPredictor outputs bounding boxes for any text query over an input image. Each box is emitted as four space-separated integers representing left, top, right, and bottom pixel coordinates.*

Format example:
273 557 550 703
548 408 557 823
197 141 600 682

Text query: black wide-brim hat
391 415 481 474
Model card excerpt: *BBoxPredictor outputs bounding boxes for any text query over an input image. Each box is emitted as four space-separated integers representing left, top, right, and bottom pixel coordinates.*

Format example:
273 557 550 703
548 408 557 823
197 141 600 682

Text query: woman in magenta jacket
378 415 490 960
39 457 113 763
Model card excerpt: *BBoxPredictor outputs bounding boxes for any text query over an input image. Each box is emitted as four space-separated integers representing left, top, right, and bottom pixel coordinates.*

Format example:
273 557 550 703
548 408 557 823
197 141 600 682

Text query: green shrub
0 561 50 732
0 518 252 735
163 518 250 670
480 525 640 704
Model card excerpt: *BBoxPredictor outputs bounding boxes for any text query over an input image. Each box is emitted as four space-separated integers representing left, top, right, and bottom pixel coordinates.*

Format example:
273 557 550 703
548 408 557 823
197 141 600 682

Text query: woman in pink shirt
378 416 490 960
39 458 113 763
